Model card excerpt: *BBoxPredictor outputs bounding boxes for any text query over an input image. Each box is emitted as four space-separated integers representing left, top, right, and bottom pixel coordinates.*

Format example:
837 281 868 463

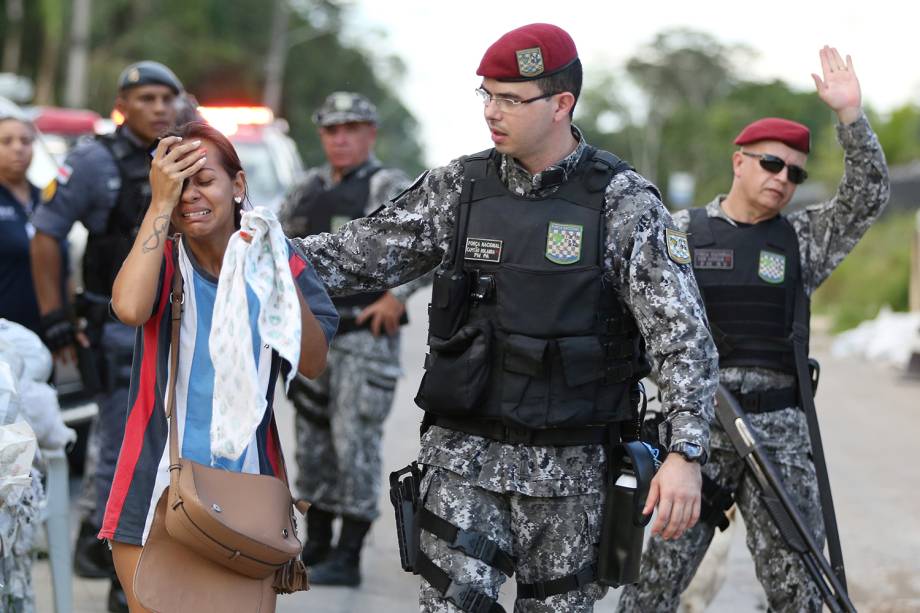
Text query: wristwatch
670 442 707 466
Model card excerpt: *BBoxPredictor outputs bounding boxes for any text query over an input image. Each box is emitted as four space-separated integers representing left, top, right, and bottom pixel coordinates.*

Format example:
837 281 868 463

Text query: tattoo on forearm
142 214 170 253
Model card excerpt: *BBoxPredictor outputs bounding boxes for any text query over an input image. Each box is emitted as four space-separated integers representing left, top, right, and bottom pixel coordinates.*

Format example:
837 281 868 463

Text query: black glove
39 308 77 352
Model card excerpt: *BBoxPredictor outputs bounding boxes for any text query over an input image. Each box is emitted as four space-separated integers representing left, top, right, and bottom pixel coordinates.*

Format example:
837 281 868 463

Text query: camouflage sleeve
605 172 718 452
669 207 691 233
371 167 434 302
292 162 464 296
787 112 890 294
368 167 413 211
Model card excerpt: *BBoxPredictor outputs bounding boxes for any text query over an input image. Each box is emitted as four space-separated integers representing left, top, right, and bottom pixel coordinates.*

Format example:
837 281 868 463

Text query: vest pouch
555 336 608 425
501 334 550 428
496 264 601 337
428 268 471 339
416 320 492 415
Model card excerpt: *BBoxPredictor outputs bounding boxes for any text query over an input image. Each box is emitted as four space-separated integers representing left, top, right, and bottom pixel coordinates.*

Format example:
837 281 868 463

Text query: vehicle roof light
197 106 275 137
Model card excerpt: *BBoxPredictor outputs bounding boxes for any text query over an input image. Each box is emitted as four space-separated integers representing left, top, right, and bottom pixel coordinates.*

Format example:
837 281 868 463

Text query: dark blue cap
117 61 183 95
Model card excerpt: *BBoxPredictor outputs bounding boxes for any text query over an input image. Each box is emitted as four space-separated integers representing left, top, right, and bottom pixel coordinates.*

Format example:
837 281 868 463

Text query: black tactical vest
82 129 152 296
293 164 385 310
688 207 808 374
415 148 652 431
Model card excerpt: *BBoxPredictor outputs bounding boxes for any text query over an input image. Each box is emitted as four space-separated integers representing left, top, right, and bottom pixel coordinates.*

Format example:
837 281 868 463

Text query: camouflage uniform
280 160 423 522
296 126 719 611
618 113 890 612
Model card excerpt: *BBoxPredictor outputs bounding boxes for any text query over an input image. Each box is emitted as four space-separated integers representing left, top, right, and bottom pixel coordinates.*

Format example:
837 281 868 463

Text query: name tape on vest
465 237 503 263
693 248 734 270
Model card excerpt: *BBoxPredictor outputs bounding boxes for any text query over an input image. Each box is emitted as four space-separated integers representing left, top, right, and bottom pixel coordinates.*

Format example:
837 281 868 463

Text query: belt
426 415 613 446
735 387 798 414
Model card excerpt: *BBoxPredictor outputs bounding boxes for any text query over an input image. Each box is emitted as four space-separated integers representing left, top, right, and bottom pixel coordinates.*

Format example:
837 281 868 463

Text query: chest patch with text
464 237 503 263
693 249 734 270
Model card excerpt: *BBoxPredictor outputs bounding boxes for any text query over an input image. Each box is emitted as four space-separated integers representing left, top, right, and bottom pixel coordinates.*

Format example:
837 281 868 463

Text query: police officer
29 61 181 612
295 24 718 611
278 92 428 586
618 46 890 612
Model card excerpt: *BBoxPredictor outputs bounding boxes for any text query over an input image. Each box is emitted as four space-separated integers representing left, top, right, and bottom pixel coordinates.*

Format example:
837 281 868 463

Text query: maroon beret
477 23 578 81
734 117 811 153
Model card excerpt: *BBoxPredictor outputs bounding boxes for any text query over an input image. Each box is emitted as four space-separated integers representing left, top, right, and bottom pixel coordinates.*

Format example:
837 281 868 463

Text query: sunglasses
741 151 808 185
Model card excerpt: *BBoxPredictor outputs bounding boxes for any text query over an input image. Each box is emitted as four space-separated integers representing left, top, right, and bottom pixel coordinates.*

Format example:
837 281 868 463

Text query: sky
344 0 915 167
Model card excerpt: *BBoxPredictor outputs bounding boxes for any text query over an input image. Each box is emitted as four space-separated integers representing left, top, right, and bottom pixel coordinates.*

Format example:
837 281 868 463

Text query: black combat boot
308 516 371 587
73 519 114 578
107 576 129 613
301 506 335 566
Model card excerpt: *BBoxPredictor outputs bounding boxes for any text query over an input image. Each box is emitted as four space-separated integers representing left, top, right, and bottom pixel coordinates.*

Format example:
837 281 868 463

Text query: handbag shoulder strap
167 237 184 471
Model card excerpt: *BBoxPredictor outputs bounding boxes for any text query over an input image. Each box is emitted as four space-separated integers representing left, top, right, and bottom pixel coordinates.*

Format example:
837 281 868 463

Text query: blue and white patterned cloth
210 207 302 461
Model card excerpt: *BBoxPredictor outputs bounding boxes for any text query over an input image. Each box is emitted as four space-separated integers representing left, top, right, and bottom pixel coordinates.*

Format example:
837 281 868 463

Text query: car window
233 141 282 210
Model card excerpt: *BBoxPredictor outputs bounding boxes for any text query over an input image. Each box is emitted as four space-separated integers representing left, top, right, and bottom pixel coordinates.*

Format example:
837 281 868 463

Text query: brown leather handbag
157 240 308 586
135 491 278 613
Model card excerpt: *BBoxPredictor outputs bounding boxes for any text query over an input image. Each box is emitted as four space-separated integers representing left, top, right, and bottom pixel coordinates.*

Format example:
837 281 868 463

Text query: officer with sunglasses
619 45 890 612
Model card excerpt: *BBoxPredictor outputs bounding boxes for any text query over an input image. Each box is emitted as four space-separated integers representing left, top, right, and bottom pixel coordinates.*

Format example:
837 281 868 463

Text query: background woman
99 121 337 611
0 111 43 333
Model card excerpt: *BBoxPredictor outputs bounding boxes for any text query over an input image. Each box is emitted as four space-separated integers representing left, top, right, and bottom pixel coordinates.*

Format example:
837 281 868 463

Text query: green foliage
812 212 913 331
0 0 425 175
874 104 920 165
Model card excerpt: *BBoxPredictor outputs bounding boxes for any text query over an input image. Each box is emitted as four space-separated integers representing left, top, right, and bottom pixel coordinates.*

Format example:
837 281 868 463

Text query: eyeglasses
474 87 556 111
741 151 808 185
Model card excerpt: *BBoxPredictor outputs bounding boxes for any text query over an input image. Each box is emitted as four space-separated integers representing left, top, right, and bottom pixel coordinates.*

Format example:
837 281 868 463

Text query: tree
621 29 748 183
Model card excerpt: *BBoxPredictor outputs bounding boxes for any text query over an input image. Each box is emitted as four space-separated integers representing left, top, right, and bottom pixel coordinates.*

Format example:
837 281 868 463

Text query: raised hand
812 45 861 125
149 136 207 210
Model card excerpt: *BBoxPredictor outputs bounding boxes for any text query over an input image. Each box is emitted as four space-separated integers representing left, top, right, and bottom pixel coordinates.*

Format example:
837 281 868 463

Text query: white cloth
0 322 74 450
0 320 52 383
0 420 37 506
209 207 301 461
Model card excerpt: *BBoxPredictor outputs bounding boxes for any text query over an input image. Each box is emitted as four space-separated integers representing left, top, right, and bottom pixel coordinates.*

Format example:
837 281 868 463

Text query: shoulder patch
665 228 691 264
41 179 57 203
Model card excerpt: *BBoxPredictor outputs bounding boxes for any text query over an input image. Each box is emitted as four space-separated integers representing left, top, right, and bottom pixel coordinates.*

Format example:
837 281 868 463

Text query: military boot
107 576 129 613
73 519 114 578
308 516 371 587
301 506 335 566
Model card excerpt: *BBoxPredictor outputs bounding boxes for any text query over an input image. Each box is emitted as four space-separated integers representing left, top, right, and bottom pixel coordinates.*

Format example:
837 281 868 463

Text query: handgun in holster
73 292 111 395
389 462 423 573
597 439 657 587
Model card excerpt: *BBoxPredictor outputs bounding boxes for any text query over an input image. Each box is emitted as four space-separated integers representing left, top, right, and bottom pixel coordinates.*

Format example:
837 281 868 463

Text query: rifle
715 385 856 613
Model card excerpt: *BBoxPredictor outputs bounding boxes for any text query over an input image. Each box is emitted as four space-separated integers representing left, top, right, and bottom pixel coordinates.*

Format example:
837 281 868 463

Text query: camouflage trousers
618 407 825 613
292 329 401 522
418 466 607 612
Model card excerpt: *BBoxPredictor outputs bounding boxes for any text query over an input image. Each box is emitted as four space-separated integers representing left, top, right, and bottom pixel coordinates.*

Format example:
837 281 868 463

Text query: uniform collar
499 125 587 197
319 155 380 185
707 195 782 227
116 125 149 150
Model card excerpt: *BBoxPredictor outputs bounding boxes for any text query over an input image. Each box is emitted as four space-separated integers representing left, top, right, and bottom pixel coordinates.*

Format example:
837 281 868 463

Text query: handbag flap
178 458 301 557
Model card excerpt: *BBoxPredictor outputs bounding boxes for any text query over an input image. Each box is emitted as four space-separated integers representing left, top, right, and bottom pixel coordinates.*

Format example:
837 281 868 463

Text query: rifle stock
715 385 856 613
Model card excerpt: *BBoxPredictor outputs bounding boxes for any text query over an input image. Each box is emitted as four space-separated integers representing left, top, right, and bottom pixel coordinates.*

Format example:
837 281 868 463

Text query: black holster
73 293 109 395
389 462 423 573
428 267 470 339
597 440 656 587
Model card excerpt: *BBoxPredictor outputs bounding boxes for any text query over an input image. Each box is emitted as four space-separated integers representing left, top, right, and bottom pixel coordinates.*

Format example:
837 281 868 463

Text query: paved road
35 292 920 612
